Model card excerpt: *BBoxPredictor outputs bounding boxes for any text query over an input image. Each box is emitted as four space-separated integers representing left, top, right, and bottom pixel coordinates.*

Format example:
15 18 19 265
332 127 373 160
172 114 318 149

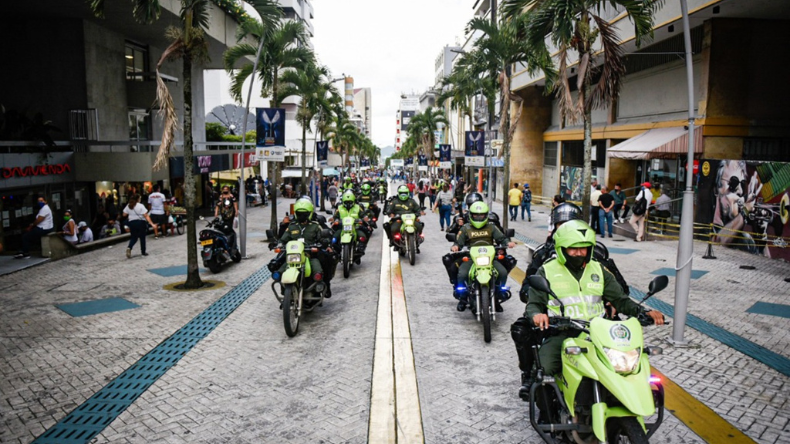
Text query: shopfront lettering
1 163 72 179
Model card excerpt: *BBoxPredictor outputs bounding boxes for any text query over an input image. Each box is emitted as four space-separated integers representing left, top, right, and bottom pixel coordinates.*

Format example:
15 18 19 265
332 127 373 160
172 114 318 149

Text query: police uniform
525 259 643 375
278 221 324 277
357 193 380 219
453 222 510 287
385 198 423 241
332 204 372 251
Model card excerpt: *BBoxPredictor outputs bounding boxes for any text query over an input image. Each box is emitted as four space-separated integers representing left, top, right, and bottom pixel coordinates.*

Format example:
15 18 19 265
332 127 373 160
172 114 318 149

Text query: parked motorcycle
268 232 333 337
446 231 515 343
524 274 670 444
199 217 241 273
392 213 422 266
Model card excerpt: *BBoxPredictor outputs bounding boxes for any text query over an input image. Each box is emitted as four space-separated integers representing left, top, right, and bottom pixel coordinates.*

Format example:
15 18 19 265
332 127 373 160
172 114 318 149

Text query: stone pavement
1 189 786 443
503 201 790 444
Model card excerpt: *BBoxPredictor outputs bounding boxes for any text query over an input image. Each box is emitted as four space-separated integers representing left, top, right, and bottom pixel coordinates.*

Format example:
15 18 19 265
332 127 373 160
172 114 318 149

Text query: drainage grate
33 267 271 444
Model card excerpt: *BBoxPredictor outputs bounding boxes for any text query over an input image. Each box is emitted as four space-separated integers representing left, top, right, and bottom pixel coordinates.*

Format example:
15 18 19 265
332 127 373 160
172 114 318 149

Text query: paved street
2 189 789 443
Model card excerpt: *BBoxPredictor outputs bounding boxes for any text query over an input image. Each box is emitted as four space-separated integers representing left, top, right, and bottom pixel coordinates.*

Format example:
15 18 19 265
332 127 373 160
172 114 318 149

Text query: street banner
401 111 416 131
439 144 452 169
391 159 404 168
255 108 286 161
418 154 428 166
465 131 485 167
317 141 328 166
405 157 413 166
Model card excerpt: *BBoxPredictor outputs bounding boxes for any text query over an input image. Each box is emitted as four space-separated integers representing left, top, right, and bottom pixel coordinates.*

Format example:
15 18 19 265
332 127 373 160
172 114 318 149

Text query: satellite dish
206 104 255 136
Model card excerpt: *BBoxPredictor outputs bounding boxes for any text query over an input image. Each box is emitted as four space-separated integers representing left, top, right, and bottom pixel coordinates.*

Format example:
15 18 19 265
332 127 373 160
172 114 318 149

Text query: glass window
544 142 558 167
125 42 148 81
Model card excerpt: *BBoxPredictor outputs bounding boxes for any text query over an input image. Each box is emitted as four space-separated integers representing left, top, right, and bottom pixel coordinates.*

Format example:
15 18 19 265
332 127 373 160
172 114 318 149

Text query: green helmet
293 197 314 222
397 185 410 201
553 219 596 266
345 177 353 182
361 183 371 195
468 201 490 228
341 190 356 209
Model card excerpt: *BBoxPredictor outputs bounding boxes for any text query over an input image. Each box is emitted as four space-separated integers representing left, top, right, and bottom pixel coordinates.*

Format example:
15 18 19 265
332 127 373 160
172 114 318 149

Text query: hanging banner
439 144 452 169
418 154 428 166
465 131 485 166
405 157 414 166
255 108 286 161
316 141 328 167
391 159 404 168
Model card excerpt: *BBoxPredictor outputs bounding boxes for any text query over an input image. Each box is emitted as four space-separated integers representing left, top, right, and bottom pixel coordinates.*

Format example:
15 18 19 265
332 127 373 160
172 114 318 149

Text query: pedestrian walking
629 182 652 242
15 196 54 259
590 185 602 234
428 181 437 208
148 184 167 238
417 180 427 210
327 181 339 210
598 186 615 238
521 183 532 221
508 183 522 221
122 194 155 258
433 183 454 231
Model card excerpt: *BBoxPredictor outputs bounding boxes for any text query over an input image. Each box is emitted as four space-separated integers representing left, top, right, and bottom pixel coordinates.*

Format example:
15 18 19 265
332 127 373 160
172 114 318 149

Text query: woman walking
122 194 155 258
433 183 454 231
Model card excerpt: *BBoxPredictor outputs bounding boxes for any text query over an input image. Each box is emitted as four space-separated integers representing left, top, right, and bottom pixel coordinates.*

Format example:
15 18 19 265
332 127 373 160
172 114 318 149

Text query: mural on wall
559 166 604 203
696 159 790 260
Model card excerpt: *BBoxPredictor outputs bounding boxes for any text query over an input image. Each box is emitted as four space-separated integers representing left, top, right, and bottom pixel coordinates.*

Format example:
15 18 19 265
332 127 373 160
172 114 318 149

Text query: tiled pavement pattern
505 203 790 444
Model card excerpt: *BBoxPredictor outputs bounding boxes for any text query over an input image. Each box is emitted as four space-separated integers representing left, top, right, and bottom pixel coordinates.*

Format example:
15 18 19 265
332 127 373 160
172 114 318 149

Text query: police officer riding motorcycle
357 183 381 225
447 192 503 236
384 185 425 250
331 190 372 264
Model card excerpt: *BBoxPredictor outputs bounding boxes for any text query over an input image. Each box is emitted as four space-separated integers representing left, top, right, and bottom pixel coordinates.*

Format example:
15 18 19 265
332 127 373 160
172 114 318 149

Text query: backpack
633 191 648 216
522 190 532 204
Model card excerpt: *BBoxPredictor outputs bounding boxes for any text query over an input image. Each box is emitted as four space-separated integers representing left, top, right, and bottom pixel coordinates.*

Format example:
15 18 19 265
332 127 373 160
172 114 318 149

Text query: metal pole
237 34 266 259
486 0 497 207
670 0 695 346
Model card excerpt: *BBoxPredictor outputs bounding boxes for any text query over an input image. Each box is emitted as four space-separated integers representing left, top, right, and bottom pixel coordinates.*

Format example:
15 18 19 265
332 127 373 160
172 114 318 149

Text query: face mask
296 212 310 223
565 255 586 272
38 202 46 208
63 216 71 221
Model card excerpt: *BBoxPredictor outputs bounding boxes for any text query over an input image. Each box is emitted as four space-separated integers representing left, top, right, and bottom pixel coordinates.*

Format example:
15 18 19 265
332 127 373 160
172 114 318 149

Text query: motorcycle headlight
405 219 414 225
343 225 353 231
603 347 641 374
475 256 491 267
287 253 302 264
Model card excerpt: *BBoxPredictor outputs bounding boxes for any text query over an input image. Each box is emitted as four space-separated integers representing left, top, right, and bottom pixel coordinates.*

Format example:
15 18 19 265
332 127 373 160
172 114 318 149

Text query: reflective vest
338 205 361 219
461 224 495 246
542 259 605 320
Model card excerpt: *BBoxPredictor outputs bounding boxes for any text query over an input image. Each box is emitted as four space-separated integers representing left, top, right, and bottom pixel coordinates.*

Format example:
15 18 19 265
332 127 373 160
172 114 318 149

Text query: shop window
544 142 558 167
125 42 149 81
129 110 150 152
562 140 606 167
743 138 790 162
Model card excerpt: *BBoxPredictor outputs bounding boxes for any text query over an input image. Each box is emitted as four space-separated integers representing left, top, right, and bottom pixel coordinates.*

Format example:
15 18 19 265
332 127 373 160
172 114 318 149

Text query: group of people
588 179 672 242
507 183 533 222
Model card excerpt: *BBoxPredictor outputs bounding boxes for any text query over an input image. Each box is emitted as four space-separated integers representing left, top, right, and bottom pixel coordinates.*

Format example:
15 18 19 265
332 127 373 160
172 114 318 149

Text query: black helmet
551 202 582 227
465 192 483 208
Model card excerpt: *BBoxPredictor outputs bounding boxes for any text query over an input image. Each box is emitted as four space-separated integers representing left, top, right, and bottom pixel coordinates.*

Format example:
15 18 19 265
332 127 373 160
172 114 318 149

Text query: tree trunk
182 53 203 289
501 87 511 232
581 88 593 224
318 129 325 212
300 117 307 195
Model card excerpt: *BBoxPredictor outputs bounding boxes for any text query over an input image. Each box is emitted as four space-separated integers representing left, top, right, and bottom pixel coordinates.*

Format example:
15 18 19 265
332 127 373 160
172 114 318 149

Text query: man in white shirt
629 182 653 242
654 188 672 219
148 184 167 238
77 221 94 244
15 196 55 258
589 185 602 234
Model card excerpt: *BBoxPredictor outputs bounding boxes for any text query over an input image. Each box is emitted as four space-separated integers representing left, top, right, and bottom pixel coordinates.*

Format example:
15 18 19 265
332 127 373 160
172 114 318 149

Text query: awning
608 126 703 160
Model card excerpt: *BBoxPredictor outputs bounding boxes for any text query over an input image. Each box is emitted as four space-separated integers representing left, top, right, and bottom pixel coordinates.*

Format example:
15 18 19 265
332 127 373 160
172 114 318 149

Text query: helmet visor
470 212 487 223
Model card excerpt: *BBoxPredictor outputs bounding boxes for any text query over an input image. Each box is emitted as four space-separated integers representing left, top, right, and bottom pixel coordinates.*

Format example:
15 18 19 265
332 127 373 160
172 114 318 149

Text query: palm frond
588 14 625 110
132 0 162 24
153 38 185 171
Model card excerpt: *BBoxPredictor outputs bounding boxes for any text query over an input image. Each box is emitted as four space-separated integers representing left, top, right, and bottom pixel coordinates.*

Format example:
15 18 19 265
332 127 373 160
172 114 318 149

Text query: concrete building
435 45 462 88
352 87 372 139
395 94 421 153
506 0 790 204
0 0 245 252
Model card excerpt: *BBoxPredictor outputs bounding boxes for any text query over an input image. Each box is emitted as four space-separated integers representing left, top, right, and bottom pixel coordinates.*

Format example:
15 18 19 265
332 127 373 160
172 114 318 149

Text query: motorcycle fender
561 337 598 411
592 403 645 442
476 268 492 285
591 352 655 418
340 232 354 243
405 226 415 234
281 267 301 284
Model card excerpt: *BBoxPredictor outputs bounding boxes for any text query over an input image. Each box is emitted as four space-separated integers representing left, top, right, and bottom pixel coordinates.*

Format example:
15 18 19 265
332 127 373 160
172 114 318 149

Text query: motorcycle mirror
506 228 515 238
321 228 333 238
265 229 275 240
527 275 552 294
445 233 456 243
317 215 327 224
648 275 669 295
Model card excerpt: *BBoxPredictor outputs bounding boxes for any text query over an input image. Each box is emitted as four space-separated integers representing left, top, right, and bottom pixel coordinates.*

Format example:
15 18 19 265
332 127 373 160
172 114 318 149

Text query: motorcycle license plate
343 225 353 231
201 239 213 246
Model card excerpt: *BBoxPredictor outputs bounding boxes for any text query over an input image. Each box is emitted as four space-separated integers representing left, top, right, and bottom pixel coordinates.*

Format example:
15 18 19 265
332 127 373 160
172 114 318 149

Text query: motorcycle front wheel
607 417 649 444
407 234 416 266
480 285 492 343
176 217 184 235
342 243 351 278
283 284 301 337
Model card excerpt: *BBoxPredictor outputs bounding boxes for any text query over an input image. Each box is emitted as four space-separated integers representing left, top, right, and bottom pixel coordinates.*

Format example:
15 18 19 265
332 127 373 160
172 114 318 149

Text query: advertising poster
316 141 328 166
465 131 485 167
439 144 452 169
390 159 404 168
559 166 585 202
401 111 416 131
255 108 286 161
405 157 414 166
696 159 790 260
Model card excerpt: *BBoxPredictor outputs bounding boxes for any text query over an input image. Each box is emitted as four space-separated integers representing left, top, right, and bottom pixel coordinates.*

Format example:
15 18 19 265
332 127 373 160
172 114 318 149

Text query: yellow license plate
201 239 213 246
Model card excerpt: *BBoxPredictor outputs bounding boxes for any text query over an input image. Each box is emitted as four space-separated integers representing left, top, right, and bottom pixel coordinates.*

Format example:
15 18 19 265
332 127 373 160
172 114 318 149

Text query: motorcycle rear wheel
607 417 649 444
283 285 301 337
208 258 222 273
176 217 184 235
342 244 351 278
407 234 416 266
480 285 492 343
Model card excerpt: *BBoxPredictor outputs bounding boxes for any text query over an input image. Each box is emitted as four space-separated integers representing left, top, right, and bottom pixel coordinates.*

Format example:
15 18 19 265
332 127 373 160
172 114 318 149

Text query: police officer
277 198 334 296
331 191 372 263
446 192 503 235
357 183 380 221
512 220 663 399
384 185 425 248
451 201 515 312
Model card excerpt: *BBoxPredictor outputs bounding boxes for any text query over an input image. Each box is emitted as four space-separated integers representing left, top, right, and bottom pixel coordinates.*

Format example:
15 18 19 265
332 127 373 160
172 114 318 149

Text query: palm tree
502 0 661 221
224 17 314 231
88 0 280 289
326 118 361 173
314 88 343 211
407 106 448 161
279 63 337 195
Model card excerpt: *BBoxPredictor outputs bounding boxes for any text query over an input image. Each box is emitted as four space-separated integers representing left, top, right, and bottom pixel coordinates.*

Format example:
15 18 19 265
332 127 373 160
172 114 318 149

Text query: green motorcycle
339 215 359 278
392 213 421 265
526 275 669 444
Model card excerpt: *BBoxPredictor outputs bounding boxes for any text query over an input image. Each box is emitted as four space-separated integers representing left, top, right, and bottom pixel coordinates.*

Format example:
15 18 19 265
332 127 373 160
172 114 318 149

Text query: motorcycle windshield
590 317 643 353
285 240 305 256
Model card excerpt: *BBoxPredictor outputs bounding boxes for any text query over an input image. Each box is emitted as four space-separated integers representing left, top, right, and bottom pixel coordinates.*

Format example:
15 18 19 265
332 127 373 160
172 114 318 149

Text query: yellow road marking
511 263 755 444
652 369 757 444
368 235 396 444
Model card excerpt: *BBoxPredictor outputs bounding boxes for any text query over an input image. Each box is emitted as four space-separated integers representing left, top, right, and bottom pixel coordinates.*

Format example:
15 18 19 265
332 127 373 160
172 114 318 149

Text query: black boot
519 371 533 401
324 282 332 298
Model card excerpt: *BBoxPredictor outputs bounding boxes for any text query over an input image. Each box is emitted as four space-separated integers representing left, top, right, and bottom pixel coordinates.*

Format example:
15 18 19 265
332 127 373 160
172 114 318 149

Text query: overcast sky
311 0 473 148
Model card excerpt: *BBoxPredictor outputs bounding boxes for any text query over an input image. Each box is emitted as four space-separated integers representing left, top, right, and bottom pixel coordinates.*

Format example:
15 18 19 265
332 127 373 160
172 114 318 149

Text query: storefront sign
1 163 71 179
169 154 230 177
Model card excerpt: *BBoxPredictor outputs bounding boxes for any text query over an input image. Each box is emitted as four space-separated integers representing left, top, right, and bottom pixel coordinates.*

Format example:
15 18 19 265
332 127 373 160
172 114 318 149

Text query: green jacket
454 222 509 249
333 204 368 221
279 221 324 245
386 198 420 215
526 259 642 320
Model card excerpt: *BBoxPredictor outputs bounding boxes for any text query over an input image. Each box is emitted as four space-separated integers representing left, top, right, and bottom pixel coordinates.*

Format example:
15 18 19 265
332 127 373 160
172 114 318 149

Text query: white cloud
312 0 472 148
